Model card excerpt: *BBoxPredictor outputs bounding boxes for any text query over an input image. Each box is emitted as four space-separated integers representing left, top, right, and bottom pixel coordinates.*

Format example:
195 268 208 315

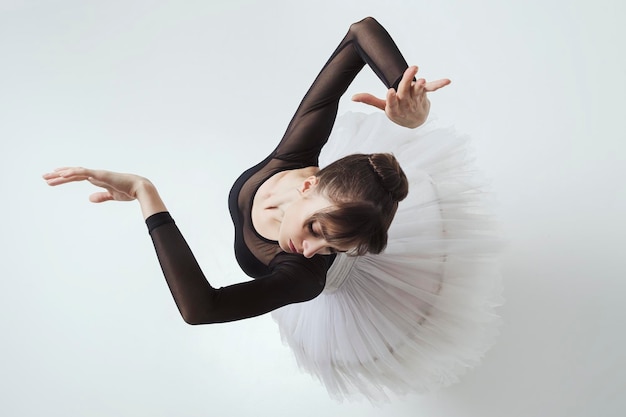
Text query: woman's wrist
135 180 168 220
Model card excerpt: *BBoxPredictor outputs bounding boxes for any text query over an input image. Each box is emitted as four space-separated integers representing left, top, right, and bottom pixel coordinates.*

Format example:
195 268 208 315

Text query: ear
300 176 320 194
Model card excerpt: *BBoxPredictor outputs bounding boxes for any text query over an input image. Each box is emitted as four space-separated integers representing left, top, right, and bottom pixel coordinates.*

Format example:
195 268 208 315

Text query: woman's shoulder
269 252 330 290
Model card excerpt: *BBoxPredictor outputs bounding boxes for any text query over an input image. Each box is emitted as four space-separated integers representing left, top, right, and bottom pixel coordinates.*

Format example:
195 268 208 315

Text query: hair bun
368 153 409 202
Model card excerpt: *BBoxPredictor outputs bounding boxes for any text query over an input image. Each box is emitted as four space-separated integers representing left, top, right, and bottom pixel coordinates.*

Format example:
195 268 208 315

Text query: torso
228 151 328 279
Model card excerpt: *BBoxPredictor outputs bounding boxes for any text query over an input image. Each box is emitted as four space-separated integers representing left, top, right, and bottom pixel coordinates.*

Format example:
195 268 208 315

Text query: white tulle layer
271 112 504 403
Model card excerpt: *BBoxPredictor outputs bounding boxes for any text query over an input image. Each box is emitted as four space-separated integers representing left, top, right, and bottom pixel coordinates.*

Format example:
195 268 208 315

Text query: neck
251 166 320 241
260 166 319 213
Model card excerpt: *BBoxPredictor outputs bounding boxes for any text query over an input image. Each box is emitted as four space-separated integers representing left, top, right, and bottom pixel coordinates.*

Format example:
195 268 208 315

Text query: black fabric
146 17 410 324
146 211 175 233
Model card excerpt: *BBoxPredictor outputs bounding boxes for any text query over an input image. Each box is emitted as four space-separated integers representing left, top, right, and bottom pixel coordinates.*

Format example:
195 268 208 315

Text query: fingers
42 167 91 180
89 191 114 203
43 167 92 186
42 168 67 182
386 88 399 112
424 78 451 92
411 78 426 98
402 67 451 98
351 93 386 111
397 66 418 98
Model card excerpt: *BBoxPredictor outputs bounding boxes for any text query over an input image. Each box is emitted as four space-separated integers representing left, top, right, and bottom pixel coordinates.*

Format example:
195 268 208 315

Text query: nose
302 239 325 258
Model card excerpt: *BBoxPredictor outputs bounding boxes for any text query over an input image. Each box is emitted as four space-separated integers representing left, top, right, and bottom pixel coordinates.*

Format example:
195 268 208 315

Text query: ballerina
43 17 501 402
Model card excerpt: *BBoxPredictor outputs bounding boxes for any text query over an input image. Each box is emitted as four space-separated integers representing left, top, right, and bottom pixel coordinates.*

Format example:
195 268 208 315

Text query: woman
43 17 501 402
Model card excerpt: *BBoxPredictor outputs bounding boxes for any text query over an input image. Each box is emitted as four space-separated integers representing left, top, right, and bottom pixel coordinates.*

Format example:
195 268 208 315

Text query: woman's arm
147 214 325 324
43 168 325 324
272 17 449 165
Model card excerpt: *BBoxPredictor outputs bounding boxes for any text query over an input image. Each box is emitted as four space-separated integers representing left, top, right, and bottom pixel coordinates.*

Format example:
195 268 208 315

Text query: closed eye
308 222 338 255
308 221 321 238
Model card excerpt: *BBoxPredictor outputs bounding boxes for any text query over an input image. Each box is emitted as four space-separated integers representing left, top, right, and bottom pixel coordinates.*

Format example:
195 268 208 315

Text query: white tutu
271 112 504 402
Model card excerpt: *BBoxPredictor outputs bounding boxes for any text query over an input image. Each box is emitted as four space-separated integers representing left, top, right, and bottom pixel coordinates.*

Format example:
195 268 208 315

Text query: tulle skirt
271 112 504 403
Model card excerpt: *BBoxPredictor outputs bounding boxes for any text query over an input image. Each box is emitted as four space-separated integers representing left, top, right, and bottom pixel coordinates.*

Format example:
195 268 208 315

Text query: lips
288 239 298 254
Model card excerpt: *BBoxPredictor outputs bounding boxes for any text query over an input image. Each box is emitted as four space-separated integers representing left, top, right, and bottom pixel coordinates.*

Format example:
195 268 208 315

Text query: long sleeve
272 16 410 165
147 212 326 324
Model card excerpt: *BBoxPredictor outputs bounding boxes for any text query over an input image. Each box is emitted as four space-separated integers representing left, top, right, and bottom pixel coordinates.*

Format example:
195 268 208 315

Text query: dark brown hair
308 153 408 255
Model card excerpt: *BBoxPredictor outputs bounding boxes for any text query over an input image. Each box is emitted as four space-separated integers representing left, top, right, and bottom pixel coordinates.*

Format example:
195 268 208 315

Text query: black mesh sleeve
147 213 326 324
272 17 410 164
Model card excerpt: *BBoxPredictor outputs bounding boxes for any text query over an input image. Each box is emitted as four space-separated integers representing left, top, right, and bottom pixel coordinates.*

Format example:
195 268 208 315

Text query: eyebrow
315 219 358 253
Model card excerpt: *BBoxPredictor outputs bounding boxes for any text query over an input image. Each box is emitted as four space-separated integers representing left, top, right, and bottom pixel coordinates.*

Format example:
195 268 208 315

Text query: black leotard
146 17 410 324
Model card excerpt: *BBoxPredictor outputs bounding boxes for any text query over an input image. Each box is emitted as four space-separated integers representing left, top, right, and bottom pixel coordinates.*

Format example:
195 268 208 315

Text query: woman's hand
43 167 150 203
43 167 168 219
352 66 451 129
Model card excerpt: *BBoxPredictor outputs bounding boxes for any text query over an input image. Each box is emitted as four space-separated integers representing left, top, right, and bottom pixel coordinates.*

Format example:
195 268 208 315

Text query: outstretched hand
42 167 150 203
352 66 450 129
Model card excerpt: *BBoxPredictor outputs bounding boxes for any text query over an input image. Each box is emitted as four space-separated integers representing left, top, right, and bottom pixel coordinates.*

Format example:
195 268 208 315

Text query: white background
1 0 624 416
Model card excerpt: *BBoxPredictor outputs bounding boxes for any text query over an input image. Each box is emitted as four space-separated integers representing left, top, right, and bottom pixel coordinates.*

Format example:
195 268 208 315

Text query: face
278 177 349 258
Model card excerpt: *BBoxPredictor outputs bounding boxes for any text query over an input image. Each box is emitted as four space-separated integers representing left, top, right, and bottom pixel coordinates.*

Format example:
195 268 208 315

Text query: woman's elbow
350 16 379 33
182 315 205 325
179 308 214 325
